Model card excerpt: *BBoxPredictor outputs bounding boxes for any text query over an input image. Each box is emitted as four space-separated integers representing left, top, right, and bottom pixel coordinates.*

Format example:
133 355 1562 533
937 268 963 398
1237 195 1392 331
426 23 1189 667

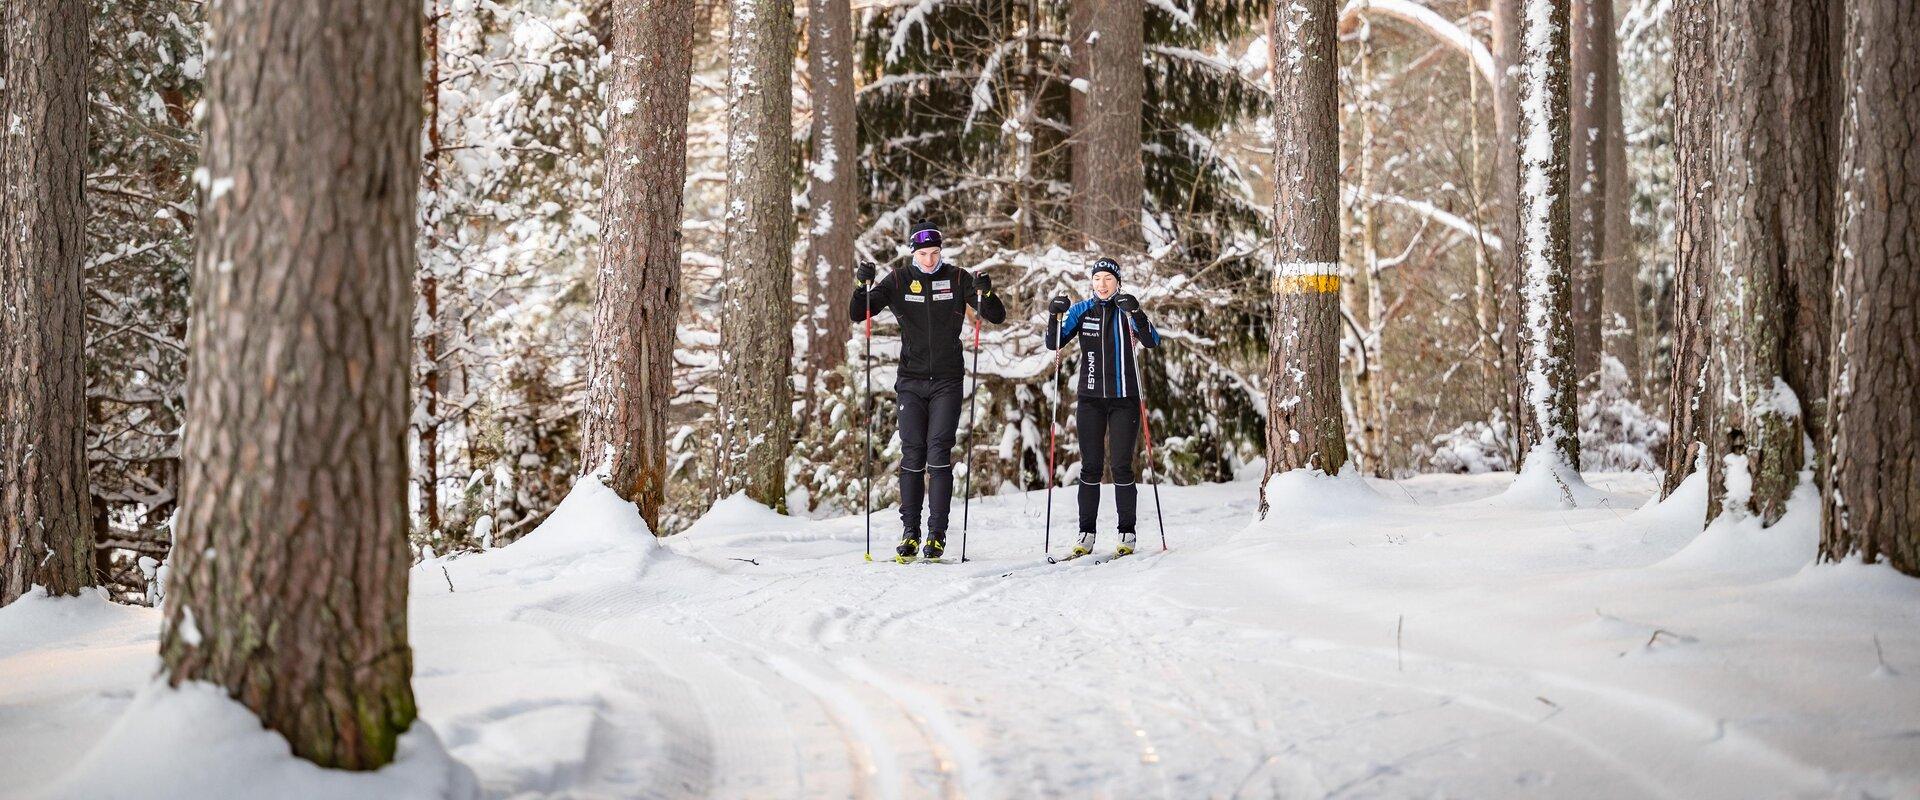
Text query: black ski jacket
849 262 1006 379
1045 296 1160 398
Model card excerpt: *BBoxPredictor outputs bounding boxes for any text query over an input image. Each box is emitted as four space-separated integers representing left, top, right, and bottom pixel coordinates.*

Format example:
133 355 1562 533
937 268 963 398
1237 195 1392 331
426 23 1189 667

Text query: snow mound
1628 468 1708 528
435 476 657 589
40 681 478 800
1252 466 1388 524
1486 444 1612 508
0 587 148 659
681 491 801 537
1656 476 1819 576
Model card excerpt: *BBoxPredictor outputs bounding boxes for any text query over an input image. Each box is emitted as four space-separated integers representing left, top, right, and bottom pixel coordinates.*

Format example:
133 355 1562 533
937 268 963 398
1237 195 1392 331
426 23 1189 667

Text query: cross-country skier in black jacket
850 221 1006 561
1045 256 1160 556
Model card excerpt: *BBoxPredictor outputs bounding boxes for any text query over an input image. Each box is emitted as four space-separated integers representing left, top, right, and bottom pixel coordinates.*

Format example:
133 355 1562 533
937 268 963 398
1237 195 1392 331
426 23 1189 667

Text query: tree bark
1 0 92 606
1516 0 1580 469
157 0 422 770
585 0 697 532
1262 0 1348 508
1569 0 1609 387
719 0 795 510
1492 0 1527 466
1350 28 1389 478
1069 0 1145 252
1664 0 1715 495
1821 0 1918 576
805 0 855 379
1703 0 1829 525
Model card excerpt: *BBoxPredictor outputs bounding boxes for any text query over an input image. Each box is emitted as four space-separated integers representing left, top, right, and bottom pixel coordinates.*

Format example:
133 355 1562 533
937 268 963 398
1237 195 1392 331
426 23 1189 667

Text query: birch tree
158 0 422 769
1263 0 1348 509
1821 0 1917 576
585 0 698 532
1 0 92 606
718 0 795 509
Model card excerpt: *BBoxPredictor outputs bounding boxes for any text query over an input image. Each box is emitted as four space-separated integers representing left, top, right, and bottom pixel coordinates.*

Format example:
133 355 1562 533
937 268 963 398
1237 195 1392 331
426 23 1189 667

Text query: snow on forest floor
3 470 1918 799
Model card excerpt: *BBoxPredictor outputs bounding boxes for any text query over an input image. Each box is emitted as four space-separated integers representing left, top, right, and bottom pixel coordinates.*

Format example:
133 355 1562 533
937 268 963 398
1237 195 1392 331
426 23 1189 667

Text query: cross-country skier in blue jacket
1045 257 1160 556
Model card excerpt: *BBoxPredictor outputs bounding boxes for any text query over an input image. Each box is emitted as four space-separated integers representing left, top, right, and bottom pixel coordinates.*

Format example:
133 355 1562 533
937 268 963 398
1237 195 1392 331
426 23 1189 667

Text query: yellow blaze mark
1276 275 1341 293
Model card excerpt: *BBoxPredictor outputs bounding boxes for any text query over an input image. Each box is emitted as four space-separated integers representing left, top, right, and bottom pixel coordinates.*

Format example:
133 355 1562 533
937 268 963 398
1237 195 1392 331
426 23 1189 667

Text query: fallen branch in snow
441 566 456 593
728 557 761 566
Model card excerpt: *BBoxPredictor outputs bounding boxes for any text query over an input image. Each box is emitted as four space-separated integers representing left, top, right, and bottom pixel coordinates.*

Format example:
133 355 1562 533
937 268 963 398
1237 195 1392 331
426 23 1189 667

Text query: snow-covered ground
3 470 1917 799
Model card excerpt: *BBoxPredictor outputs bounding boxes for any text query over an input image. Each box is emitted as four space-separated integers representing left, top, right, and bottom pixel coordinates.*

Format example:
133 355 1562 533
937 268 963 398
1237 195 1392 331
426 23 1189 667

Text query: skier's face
1091 272 1119 299
913 247 941 271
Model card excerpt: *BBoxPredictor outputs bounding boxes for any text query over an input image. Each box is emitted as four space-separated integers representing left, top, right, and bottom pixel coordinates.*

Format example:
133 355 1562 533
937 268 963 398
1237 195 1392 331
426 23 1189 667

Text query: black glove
1114 293 1140 313
974 272 993 295
1049 295 1071 314
856 261 877 285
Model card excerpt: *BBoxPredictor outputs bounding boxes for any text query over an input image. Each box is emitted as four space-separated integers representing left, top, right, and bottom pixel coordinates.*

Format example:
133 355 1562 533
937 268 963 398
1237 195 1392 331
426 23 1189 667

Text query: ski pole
959 302 982 562
1133 339 1168 552
1043 317 1064 555
862 278 874 562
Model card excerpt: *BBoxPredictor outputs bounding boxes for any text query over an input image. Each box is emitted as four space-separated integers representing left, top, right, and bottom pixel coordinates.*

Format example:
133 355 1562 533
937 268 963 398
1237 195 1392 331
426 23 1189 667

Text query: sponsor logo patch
904 293 926 303
932 279 952 290
933 291 954 301
910 280 923 293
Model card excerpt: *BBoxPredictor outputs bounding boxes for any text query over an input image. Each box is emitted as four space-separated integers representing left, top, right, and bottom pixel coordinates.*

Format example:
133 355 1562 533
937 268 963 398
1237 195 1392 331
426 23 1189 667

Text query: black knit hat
908 220 942 251
1090 256 1121 282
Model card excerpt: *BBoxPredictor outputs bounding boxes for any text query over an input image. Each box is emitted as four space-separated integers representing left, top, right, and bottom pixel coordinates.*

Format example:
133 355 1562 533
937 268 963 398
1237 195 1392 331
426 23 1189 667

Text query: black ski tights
897 376 963 535
1076 396 1140 533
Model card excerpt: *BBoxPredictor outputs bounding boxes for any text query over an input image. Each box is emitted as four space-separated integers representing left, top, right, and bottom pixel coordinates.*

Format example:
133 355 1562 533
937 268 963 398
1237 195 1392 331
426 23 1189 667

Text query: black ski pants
1076 395 1140 533
897 376 964 536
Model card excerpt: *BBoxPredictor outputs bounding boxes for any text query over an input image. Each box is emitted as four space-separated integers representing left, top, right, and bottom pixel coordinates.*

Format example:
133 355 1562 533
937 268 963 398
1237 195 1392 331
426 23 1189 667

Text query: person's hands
1049 295 1071 314
1114 293 1140 313
856 261 877 284
974 272 993 295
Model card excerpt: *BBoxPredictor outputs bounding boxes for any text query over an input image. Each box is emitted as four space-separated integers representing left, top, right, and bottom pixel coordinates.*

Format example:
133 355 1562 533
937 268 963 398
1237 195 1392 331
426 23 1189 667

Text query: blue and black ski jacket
1045 297 1160 398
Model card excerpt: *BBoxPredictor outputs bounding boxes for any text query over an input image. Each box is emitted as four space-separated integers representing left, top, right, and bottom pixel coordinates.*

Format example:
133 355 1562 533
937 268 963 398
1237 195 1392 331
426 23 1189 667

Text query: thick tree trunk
158 0 421 770
585 0 697 532
1516 0 1579 470
1569 0 1609 388
1703 0 1829 525
805 0 855 380
1262 0 1348 508
1492 0 1527 466
1663 0 1715 495
1 0 92 606
719 0 795 510
1821 0 1918 576
1068 0 1144 252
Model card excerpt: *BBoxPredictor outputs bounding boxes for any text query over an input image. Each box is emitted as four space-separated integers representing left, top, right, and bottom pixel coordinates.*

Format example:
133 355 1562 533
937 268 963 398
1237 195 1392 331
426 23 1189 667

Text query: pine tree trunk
418 2 444 538
1492 0 1528 466
1664 0 1715 495
719 0 795 510
805 0 855 379
1569 0 1610 388
1821 0 1918 576
1069 0 1144 252
1516 0 1580 469
1 0 92 606
158 0 421 770
586 0 697 532
1262 0 1348 505
1703 0 1828 525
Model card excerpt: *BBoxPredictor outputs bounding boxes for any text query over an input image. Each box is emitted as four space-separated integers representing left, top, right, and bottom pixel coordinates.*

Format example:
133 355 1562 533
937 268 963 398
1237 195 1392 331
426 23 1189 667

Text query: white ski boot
1072 530 1097 557
1116 530 1137 557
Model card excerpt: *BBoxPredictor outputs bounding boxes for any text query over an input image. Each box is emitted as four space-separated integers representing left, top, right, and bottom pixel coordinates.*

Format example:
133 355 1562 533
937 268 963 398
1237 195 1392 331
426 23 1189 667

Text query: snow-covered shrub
1579 356 1668 472
1426 412 1514 474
